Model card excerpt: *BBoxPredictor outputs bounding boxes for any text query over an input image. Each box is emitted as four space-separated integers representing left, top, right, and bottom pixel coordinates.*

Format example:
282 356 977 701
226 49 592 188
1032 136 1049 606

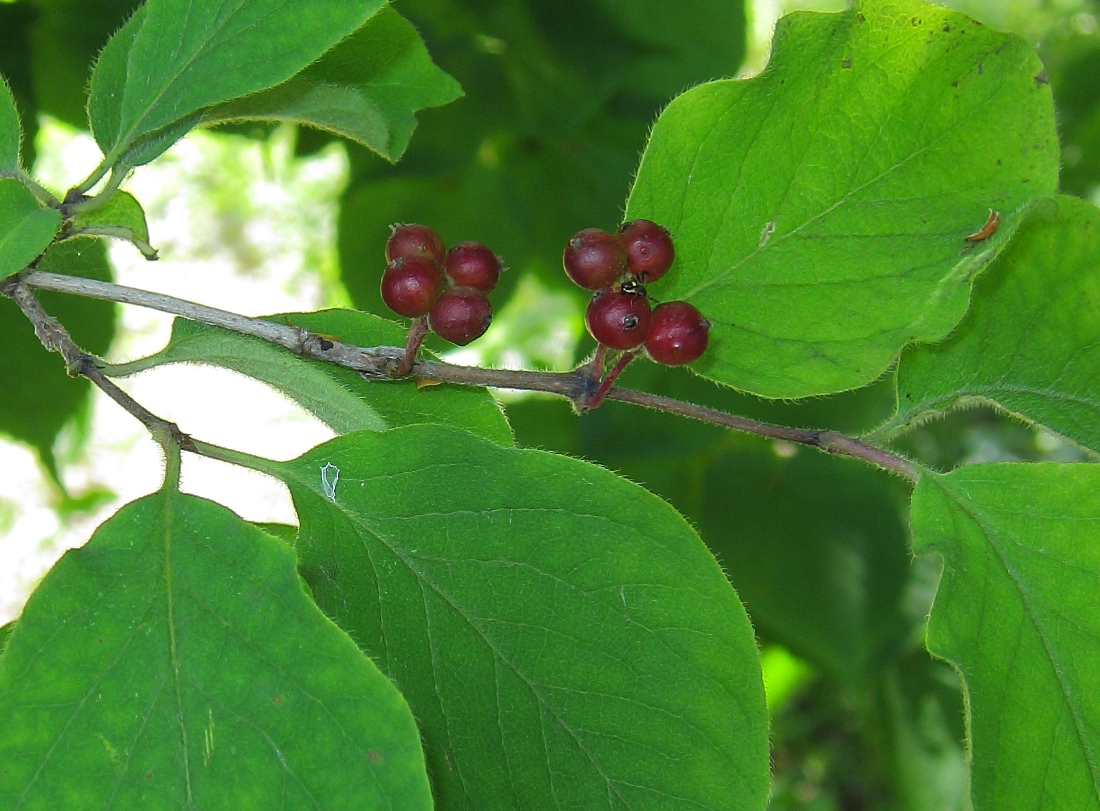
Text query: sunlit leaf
888 195 1100 456
626 0 1059 397
88 0 386 164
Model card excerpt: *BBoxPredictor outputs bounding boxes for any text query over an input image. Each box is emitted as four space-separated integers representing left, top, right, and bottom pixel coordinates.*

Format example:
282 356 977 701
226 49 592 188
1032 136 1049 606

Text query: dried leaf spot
842 58 852 69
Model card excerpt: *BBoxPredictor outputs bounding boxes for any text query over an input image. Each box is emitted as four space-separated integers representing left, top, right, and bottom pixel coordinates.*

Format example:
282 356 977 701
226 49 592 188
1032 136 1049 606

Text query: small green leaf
0 491 432 808
626 0 1059 398
110 309 512 446
88 0 386 165
0 238 115 481
70 190 153 249
911 464 1100 810
0 178 61 279
264 425 770 811
887 195 1100 455
0 75 20 172
205 8 462 162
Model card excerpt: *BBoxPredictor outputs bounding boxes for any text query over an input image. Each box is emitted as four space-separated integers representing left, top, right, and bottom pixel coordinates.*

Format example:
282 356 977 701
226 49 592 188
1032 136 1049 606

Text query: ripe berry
380 255 445 318
645 301 710 365
585 285 652 350
385 223 447 265
429 286 493 345
444 241 503 292
617 219 674 282
563 227 628 290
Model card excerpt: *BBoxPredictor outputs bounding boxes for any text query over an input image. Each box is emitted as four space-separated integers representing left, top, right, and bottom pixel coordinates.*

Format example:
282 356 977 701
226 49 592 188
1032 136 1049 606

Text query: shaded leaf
110 309 512 446
0 177 60 279
205 8 462 162
0 238 115 480
0 490 432 809
0 75 20 172
0 621 12 655
626 0 1059 397
0 3 38 170
875 651 970 811
698 440 919 684
887 195 1100 456
911 463 1100 810
88 0 386 164
263 425 770 810
337 0 746 318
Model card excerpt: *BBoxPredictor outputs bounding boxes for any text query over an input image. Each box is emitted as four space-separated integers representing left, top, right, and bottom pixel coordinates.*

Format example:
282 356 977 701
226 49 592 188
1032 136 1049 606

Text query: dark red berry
617 219 674 282
645 301 710 365
380 256 445 318
444 241 503 292
585 286 652 350
385 223 446 265
563 227 628 290
429 286 493 345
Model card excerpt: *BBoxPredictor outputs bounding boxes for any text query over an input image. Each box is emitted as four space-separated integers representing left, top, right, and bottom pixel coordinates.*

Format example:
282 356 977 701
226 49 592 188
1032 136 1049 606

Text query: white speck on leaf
321 463 340 502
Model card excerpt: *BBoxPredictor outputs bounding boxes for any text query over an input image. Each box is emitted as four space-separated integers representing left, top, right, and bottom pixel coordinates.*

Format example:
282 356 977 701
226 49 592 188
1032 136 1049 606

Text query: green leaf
263 425 770 810
88 0 386 165
0 3 38 170
0 178 61 279
886 195 1100 456
110 309 512 446
625 0 1059 398
0 490 432 808
0 621 12 655
911 463 1100 810
0 75 20 172
205 8 462 162
71 190 152 246
0 238 115 481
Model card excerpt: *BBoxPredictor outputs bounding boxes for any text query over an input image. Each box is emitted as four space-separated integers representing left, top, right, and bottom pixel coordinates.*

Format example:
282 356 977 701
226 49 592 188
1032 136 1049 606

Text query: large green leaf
886 195 1100 456
0 177 60 279
0 238 115 480
0 2 38 170
205 8 461 162
260 425 770 811
911 464 1100 810
0 490 432 809
109 309 512 446
0 75 20 172
88 0 386 165
625 0 1059 398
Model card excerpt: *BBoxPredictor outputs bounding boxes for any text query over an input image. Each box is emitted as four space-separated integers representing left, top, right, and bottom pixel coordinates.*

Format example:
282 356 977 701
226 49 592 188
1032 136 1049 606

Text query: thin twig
0 278 194 455
17 270 919 480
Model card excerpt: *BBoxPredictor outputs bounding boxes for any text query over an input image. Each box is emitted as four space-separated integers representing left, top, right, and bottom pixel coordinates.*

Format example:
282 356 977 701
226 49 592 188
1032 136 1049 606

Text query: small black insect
613 277 648 297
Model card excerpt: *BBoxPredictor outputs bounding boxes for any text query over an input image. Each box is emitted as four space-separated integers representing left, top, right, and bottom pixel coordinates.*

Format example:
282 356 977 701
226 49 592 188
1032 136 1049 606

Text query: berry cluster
563 220 710 366
381 223 501 346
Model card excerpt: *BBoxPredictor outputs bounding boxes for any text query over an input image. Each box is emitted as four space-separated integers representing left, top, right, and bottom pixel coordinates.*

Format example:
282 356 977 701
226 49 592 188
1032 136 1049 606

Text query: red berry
444 241 503 292
617 219 674 282
385 223 446 265
563 227 628 290
645 301 710 365
585 285 652 350
380 256 445 318
429 286 493 345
